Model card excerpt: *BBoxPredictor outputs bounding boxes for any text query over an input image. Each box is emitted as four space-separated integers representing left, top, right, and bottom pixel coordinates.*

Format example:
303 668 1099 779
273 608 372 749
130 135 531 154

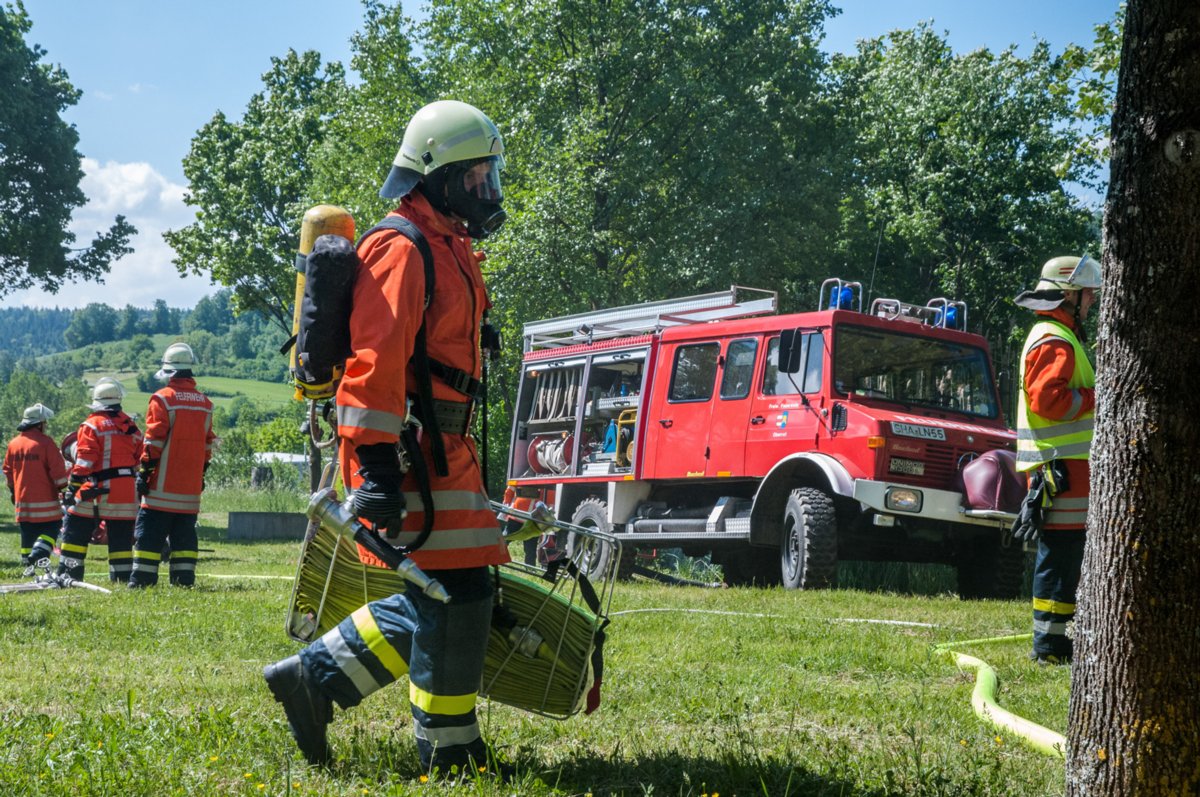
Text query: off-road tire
567 498 636 580
780 487 838 590
957 535 1028 600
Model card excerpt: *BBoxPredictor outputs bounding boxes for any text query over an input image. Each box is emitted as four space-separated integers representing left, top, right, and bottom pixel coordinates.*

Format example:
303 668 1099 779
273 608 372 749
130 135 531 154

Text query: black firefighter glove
1011 469 1047 542
353 442 407 532
137 461 156 498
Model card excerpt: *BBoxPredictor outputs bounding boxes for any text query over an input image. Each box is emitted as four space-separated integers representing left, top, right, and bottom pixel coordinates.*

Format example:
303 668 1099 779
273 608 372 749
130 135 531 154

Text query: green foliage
0 367 87 440
0 307 73 358
0 2 135 297
165 50 349 333
247 402 306 454
206 428 255 487
830 24 1099 369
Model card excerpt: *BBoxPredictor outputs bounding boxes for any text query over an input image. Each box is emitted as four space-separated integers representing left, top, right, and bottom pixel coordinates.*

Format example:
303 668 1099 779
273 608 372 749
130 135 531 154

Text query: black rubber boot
263 655 333 765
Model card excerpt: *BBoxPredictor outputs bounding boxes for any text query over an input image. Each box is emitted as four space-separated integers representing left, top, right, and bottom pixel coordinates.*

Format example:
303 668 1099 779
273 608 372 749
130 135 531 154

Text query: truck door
647 341 720 478
745 331 827 475
706 338 759 477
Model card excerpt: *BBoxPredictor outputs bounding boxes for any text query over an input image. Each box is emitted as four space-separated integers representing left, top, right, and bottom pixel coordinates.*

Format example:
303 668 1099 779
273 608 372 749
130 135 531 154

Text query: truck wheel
567 498 635 580
957 536 1027 600
780 488 838 590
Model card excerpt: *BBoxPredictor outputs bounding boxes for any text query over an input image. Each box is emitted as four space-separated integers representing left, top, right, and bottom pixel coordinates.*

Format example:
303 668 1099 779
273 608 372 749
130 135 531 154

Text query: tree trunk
1066 2 1200 794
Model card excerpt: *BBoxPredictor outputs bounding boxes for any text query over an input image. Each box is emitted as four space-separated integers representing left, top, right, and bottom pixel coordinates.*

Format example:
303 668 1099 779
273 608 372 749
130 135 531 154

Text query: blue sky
4 0 1120 310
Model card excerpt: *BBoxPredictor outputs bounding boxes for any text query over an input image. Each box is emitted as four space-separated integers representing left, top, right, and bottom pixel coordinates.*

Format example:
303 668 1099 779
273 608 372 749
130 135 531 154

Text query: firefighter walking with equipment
4 404 68 566
57 379 143 583
129 343 215 588
1010 255 1101 664
264 100 512 775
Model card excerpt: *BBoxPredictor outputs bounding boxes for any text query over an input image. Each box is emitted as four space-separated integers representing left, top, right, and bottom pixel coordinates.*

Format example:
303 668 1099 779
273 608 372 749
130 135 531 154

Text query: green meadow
0 488 1068 796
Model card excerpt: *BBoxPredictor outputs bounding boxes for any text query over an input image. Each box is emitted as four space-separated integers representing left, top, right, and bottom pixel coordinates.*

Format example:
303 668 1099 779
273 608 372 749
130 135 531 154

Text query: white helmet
17 403 54 431
90 378 126 411
1034 255 1102 292
156 342 196 381
1015 254 1102 311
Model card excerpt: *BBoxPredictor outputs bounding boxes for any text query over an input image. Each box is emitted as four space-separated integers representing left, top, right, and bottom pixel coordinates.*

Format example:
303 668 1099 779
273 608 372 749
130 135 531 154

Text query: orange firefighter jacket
1023 306 1094 531
4 428 69 523
336 192 509 571
68 410 143 521
141 377 215 514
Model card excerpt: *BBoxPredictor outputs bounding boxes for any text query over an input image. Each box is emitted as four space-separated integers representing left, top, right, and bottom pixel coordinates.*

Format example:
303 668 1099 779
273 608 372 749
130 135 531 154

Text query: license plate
891 421 946 441
889 457 926 476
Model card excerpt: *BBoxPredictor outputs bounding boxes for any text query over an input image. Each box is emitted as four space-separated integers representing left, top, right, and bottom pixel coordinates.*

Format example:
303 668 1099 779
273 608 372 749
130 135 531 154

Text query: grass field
0 489 1069 796
82 371 292 413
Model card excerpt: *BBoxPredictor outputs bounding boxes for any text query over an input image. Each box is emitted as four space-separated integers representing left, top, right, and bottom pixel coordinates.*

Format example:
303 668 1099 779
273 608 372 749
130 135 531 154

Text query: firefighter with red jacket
1011 255 1101 664
129 343 215 588
264 100 511 774
57 379 143 583
4 403 68 566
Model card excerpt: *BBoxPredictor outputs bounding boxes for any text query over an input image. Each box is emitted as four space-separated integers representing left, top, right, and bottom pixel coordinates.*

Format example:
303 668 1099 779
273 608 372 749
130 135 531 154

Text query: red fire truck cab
505 281 1023 598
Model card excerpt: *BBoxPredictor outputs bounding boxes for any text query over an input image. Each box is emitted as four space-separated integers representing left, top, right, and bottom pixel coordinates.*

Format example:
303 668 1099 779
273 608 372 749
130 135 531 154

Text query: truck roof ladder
523 286 778 351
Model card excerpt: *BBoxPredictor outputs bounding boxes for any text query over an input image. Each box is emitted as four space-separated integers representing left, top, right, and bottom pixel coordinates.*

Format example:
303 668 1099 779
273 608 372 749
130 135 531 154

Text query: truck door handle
659 419 673 428
750 416 766 425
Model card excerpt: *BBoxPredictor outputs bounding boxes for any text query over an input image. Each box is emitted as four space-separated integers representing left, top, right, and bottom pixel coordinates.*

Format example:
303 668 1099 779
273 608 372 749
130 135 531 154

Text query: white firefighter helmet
1015 254 1102 311
379 100 506 200
155 342 196 381
1034 254 1102 292
89 378 126 411
17 403 54 431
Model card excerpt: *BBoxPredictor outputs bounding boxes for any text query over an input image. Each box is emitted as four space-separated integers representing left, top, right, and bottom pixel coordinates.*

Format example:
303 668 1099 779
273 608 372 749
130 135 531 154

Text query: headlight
885 487 923 513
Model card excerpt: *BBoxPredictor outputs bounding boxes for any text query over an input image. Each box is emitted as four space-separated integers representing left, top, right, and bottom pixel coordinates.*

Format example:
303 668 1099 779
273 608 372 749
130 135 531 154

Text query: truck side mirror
778 329 804 374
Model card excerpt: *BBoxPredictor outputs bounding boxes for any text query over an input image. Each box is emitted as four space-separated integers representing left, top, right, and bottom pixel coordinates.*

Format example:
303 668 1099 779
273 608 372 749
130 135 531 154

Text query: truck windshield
833 325 999 419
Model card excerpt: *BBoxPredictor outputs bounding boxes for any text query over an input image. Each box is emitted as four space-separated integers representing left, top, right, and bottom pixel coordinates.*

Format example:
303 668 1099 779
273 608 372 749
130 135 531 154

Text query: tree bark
1067 2 1200 794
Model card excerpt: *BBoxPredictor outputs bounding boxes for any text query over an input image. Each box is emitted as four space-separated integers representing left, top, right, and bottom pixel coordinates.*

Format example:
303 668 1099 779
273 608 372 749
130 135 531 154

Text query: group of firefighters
0 97 1098 778
3 342 214 588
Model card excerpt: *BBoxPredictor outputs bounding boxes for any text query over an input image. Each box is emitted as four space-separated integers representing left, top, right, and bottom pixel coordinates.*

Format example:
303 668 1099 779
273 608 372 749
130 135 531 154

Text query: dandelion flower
419 775 429 783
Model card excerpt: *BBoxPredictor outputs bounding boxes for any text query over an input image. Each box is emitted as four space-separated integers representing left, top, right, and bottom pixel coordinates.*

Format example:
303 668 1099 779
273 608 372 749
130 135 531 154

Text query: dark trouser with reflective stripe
1032 529 1085 659
300 567 493 773
20 520 60 564
130 507 198 587
57 514 134 583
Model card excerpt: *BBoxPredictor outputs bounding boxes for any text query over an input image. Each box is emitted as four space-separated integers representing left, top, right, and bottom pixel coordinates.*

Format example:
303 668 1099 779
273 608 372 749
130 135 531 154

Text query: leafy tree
151 299 178 335
62 302 119 348
830 25 1098 354
1066 0 1200 791
116 304 142 339
0 367 86 440
165 50 348 333
183 289 234 335
0 2 135 296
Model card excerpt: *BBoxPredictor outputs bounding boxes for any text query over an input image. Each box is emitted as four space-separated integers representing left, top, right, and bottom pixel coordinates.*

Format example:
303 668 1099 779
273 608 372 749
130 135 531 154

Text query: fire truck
504 281 1024 598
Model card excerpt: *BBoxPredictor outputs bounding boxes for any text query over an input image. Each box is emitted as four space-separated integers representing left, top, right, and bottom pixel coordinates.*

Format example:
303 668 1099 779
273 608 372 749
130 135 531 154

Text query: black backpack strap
358 217 449 477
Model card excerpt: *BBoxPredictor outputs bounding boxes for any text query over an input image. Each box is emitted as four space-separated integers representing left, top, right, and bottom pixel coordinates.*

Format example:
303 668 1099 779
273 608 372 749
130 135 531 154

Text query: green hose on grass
933 634 1066 758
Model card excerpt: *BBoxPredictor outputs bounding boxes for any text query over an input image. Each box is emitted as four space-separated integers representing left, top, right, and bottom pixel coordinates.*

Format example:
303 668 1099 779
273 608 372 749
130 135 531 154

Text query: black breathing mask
420 156 506 239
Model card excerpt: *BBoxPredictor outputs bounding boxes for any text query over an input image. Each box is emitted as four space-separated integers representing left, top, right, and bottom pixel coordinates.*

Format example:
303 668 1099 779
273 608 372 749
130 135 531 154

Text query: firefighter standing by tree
263 100 511 775
129 343 215 588
57 379 142 583
4 403 68 566
1010 255 1101 664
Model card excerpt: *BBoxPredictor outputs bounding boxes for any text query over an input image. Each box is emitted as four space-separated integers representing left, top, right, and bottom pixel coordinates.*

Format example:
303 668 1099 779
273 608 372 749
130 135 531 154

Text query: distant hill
0 307 73 357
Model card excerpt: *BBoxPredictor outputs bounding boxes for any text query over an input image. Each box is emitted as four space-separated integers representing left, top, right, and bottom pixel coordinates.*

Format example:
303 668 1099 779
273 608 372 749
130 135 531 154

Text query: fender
749 453 854 548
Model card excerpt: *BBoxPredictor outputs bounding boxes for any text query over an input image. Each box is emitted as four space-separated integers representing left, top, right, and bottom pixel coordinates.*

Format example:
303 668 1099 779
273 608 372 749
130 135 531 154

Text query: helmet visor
1068 254 1102 290
461 156 504 202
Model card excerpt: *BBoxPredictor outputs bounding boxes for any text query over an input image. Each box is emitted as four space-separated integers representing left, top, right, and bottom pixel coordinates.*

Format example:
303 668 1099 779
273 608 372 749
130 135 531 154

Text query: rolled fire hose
933 634 1066 758
290 504 604 717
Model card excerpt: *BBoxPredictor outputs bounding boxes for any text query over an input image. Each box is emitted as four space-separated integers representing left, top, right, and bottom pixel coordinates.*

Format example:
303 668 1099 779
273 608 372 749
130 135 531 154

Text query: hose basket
286 516 618 719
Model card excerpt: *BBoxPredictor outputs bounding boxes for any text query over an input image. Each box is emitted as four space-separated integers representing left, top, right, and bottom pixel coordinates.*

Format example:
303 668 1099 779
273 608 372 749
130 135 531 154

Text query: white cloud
0 158 218 310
